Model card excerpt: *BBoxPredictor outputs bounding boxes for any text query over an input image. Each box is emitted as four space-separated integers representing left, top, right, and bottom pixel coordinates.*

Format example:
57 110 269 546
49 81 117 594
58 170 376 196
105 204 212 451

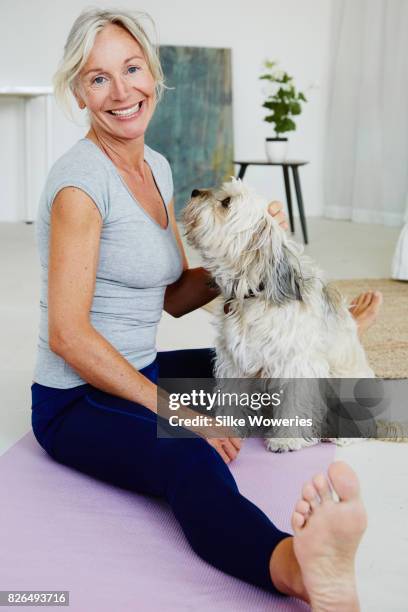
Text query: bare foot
349 291 383 337
270 461 367 611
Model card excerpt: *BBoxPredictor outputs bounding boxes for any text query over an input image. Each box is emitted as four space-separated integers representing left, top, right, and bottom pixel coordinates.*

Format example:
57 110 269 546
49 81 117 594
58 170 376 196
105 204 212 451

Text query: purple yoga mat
0 432 334 611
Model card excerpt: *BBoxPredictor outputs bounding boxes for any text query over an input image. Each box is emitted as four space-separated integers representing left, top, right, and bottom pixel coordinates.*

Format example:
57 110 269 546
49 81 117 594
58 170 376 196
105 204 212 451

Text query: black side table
233 160 309 244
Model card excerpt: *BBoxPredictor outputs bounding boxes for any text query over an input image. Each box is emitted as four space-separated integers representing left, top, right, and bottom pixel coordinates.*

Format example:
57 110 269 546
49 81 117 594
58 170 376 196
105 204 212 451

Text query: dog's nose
191 189 201 198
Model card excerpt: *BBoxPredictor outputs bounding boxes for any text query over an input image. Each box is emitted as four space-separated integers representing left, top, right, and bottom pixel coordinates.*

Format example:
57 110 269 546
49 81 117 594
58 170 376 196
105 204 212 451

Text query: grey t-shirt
33 138 183 388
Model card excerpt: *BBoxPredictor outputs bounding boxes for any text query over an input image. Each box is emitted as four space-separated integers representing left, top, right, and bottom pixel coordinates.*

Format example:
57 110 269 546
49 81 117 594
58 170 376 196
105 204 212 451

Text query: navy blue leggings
31 348 291 595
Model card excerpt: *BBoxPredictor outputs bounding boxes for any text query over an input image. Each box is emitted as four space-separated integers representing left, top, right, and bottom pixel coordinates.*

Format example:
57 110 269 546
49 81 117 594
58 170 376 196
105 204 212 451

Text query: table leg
236 164 248 180
282 166 295 234
292 166 309 245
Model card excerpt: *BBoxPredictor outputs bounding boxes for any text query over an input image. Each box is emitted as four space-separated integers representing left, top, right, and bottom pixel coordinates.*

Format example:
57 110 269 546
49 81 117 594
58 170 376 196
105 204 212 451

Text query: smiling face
75 23 156 141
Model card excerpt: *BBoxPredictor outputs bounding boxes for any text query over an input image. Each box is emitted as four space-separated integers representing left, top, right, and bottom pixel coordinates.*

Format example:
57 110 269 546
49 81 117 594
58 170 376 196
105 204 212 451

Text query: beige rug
202 279 408 379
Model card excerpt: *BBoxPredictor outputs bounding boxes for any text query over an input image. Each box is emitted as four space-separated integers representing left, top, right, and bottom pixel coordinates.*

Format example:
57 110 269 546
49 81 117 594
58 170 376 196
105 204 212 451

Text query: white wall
0 0 332 222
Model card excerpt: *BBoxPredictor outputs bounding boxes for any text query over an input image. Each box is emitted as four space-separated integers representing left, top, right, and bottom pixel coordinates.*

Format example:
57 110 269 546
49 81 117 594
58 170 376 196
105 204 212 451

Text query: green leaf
277 117 296 133
290 101 301 115
298 92 307 102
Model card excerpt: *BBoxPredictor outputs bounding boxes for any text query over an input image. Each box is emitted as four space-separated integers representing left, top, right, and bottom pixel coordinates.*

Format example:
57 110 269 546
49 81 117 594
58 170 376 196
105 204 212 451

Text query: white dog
183 178 379 452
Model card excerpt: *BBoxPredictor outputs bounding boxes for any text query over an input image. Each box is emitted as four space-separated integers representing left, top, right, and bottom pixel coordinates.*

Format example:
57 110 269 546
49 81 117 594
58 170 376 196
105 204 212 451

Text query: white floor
1 218 406 611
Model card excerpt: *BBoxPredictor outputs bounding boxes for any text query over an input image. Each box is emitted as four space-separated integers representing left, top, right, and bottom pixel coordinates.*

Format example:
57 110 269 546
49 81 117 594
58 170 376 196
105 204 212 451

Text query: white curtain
324 0 408 227
392 206 408 279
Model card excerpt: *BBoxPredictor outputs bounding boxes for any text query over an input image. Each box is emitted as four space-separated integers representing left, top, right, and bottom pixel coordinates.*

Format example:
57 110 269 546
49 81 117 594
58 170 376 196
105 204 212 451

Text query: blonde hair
53 7 165 118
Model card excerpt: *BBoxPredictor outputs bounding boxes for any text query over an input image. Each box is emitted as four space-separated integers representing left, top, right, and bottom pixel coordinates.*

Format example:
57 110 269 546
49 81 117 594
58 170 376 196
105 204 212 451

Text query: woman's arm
164 267 221 318
163 197 289 318
48 187 158 411
48 188 241 461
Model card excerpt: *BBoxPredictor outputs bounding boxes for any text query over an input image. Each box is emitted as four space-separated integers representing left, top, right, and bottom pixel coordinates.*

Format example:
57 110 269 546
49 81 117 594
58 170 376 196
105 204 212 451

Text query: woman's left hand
268 201 289 230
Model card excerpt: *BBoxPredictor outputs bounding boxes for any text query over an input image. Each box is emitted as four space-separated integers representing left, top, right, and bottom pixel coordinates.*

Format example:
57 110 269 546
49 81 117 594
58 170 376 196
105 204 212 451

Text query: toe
302 481 320 509
350 292 367 313
327 461 360 502
357 292 368 306
291 511 306 531
361 292 372 309
312 473 333 502
371 290 383 309
295 498 311 516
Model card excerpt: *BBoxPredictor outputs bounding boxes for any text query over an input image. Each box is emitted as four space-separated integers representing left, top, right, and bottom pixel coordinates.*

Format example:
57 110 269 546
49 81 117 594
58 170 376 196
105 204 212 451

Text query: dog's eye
221 197 231 208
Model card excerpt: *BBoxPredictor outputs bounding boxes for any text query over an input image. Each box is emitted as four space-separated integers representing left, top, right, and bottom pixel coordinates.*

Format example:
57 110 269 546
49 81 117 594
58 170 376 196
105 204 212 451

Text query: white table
0 86 53 222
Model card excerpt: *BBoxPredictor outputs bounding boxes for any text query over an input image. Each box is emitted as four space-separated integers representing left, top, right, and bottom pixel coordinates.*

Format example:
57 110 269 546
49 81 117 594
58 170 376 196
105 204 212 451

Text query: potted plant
260 60 307 162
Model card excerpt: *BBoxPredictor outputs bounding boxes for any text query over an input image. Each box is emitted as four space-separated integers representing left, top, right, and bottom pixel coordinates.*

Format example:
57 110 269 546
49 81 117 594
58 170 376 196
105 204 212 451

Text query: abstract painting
146 45 234 217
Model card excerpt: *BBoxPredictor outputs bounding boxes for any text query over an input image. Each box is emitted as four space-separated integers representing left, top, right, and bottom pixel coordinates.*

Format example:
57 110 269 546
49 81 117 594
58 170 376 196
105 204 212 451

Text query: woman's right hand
205 437 243 464
160 399 243 464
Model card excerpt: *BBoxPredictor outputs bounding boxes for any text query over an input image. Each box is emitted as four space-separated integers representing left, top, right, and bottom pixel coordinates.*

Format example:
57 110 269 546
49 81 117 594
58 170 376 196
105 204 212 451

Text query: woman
31 8 381 610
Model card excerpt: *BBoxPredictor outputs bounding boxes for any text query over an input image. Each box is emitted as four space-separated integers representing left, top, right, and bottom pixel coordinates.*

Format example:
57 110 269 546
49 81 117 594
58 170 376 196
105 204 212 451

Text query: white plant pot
265 138 289 163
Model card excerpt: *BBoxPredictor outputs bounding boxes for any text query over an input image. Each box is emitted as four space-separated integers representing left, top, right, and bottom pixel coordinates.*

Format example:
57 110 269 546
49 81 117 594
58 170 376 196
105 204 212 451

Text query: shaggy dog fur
183 178 379 452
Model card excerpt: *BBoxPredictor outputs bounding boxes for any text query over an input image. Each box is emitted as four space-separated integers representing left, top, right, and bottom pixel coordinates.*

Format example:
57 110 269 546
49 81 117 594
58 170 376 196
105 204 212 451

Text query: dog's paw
265 437 320 453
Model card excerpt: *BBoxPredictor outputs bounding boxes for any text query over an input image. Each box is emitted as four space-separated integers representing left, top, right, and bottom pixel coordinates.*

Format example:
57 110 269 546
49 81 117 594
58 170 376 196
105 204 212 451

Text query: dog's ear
228 215 304 305
263 245 303 305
